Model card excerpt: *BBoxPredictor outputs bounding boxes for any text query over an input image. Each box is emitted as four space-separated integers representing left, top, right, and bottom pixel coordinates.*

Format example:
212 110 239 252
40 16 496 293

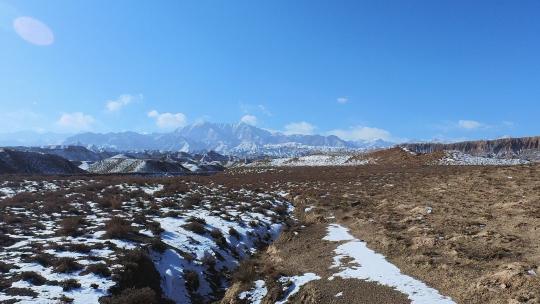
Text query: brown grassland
1 159 539 303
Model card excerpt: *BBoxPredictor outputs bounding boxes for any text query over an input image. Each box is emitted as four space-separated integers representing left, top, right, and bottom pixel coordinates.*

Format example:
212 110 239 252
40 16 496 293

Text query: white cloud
148 110 187 129
240 114 257 126
337 97 348 104
327 126 391 142
56 112 95 131
284 121 316 135
106 94 142 112
457 120 484 130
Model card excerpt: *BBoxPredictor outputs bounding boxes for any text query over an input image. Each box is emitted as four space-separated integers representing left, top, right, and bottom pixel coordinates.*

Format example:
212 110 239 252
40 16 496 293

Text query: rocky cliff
401 136 540 160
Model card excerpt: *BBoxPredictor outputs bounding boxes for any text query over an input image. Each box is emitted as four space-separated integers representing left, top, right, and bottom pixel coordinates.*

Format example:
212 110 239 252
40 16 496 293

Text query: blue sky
0 0 539 142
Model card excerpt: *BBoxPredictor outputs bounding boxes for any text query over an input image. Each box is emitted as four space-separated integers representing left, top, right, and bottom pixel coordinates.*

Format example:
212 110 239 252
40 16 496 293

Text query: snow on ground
275 273 321 304
152 204 287 303
0 179 291 304
324 224 455 304
247 154 372 167
238 280 267 304
439 151 529 166
0 180 68 199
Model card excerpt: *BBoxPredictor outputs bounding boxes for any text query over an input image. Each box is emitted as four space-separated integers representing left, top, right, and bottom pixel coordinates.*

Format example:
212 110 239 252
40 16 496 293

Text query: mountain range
62 122 393 156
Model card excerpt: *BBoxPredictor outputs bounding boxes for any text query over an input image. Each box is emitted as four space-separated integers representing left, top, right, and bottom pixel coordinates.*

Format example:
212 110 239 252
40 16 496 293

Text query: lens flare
13 16 54 46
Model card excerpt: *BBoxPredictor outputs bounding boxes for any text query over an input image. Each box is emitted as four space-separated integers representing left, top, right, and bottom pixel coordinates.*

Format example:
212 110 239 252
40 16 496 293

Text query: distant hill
87 152 226 174
0 148 85 174
401 136 540 161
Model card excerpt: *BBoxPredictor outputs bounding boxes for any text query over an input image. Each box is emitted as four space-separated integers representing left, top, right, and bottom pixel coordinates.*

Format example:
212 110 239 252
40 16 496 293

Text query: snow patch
324 224 455 304
276 273 321 304
239 280 267 304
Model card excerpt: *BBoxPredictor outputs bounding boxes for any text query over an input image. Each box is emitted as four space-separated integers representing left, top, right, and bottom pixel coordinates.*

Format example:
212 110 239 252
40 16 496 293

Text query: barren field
1 162 539 303
220 164 540 304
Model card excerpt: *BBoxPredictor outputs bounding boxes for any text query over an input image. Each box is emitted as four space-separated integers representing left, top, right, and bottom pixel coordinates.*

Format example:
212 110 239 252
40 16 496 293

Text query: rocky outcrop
401 137 540 161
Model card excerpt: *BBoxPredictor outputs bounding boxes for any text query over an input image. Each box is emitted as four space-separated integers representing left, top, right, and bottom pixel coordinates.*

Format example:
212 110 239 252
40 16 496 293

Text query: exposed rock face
401 137 540 161
0 148 85 174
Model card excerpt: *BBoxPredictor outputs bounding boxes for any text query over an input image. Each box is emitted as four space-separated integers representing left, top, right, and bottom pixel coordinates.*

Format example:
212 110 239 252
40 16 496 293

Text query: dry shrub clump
82 263 111 277
183 217 207 235
60 279 81 291
19 271 47 286
100 287 164 304
104 217 134 239
54 257 83 273
228 227 240 240
210 228 227 249
57 216 86 237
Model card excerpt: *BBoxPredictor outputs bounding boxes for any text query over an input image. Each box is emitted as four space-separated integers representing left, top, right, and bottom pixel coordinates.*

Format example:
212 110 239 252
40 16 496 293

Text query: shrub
54 257 83 273
70 243 93 253
60 279 81 291
19 271 47 286
100 287 162 304
57 217 86 237
163 210 180 218
182 221 206 235
184 270 199 293
150 239 167 253
228 227 240 240
3 287 38 297
58 295 74 303
145 221 163 235
82 263 111 277
186 217 206 225
104 217 133 239
25 253 55 267
210 228 227 249
0 262 17 273
274 204 288 216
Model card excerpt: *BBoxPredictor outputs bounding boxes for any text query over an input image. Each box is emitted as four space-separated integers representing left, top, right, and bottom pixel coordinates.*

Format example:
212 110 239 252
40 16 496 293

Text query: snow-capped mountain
63 122 393 156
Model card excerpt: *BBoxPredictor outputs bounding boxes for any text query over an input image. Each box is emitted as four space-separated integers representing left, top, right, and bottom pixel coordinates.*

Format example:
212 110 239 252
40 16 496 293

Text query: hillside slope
0 148 85 174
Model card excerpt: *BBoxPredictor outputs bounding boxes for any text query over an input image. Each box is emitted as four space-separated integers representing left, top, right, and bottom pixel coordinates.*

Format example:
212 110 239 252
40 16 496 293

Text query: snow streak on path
324 224 455 304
